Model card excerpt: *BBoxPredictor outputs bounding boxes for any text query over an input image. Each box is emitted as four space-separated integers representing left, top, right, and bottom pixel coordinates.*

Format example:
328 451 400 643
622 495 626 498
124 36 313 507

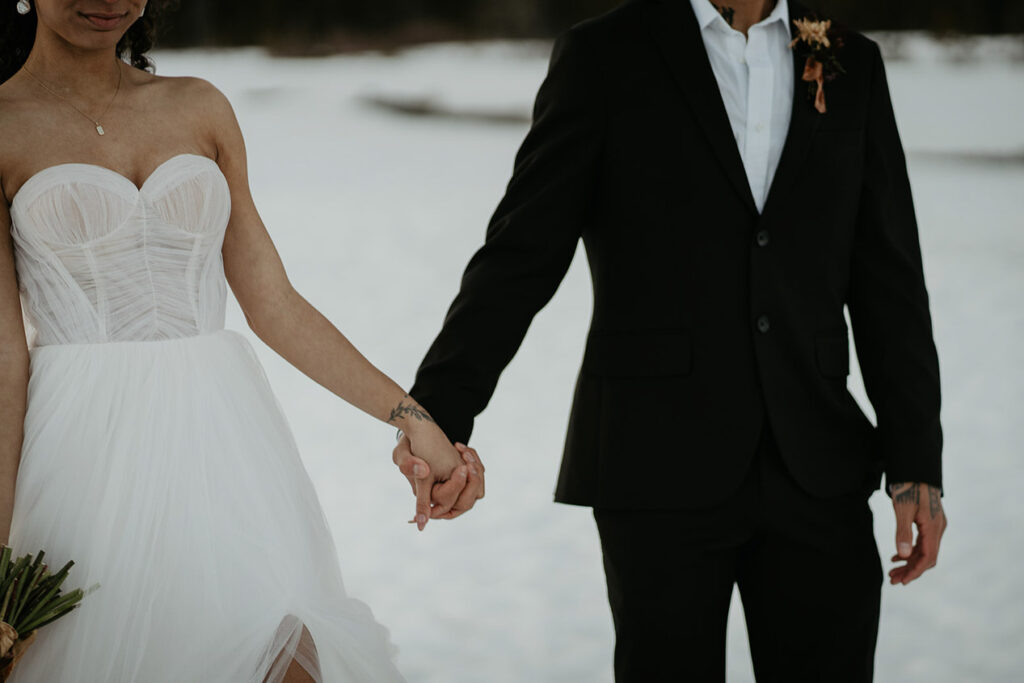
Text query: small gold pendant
96 124 105 136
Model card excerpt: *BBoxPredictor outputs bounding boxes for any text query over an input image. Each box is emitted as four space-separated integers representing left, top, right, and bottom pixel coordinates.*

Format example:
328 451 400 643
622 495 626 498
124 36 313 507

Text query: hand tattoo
889 482 920 505
712 3 735 26
386 394 436 426
889 482 944 519
928 485 943 520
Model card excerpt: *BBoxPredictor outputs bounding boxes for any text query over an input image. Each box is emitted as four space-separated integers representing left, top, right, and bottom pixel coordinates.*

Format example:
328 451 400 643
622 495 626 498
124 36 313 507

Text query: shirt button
756 230 770 247
755 122 765 132
757 315 771 333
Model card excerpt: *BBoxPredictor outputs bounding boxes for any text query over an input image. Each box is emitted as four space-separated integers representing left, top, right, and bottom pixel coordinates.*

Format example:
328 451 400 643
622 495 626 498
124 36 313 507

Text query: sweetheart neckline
9 153 220 211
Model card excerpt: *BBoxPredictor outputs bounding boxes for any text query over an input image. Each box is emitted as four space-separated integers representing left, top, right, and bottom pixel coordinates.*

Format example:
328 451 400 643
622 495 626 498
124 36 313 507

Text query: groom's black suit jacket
410 0 943 508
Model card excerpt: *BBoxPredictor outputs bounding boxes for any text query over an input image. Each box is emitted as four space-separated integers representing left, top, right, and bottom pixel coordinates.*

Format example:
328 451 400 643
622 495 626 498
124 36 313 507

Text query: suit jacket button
756 230 770 247
757 315 771 333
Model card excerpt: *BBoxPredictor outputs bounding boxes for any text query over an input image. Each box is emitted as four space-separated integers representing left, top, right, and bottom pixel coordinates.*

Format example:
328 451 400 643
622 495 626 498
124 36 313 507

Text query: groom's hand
436 442 485 520
888 481 947 585
392 434 485 527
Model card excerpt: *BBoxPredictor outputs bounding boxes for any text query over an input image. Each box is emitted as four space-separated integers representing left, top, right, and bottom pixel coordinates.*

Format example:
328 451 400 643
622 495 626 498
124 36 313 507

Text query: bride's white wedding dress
6 153 405 682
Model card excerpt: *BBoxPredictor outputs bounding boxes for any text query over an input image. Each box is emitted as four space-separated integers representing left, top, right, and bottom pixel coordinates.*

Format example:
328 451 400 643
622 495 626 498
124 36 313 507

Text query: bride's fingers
393 442 430 496
455 443 483 469
399 457 429 496
455 444 485 498
428 466 468 519
468 450 484 498
413 476 432 531
443 465 483 519
457 444 483 470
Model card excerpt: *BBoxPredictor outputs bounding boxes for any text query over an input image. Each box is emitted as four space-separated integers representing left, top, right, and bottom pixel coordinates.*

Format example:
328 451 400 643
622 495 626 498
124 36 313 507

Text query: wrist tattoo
712 3 735 25
386 394 435 426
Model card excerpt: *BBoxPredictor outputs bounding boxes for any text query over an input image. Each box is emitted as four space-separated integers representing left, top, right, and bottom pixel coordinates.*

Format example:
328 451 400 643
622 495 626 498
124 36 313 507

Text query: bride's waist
30 328 241 353
24 328 269 403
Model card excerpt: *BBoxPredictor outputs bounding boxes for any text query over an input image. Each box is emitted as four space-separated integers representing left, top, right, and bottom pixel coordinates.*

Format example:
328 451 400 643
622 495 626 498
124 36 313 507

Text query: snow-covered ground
151 35 1024 682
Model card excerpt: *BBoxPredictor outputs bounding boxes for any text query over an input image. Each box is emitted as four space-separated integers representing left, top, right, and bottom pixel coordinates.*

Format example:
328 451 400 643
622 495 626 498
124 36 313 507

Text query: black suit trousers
593 420 883 682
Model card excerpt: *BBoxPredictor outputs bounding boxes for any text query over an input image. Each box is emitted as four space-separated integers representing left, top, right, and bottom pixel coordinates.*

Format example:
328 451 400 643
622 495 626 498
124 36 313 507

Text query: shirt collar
688 0 792 40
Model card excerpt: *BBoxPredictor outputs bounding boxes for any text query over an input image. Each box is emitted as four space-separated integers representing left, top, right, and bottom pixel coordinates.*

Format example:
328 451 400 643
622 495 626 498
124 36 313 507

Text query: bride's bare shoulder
0 75 41 189
138 71 233 111
143 72 238 126
0 74 36 126
137 72 241 150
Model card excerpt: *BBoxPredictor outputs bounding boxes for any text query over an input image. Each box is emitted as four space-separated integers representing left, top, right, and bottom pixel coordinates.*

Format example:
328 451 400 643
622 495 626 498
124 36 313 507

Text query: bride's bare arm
191 80 481 528
0 193 29 545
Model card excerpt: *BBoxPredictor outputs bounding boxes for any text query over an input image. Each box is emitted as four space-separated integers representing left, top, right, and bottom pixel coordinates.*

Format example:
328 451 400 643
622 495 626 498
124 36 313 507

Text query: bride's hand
393 433 485 530
398 426 463 530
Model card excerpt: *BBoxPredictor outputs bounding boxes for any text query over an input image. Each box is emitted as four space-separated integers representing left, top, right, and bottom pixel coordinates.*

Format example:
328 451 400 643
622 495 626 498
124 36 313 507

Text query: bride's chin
58 29 129 54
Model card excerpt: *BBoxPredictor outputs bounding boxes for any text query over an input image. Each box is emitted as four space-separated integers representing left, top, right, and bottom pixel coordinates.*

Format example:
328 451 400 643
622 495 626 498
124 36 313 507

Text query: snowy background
151 35 1023 682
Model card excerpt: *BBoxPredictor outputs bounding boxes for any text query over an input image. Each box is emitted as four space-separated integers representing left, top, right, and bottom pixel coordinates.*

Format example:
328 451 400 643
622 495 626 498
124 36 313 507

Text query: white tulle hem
7 329 404 682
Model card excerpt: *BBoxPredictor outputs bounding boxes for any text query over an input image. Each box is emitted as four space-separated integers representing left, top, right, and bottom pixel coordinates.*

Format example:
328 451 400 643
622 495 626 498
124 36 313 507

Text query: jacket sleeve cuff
883 457 943 497
408 389 475 446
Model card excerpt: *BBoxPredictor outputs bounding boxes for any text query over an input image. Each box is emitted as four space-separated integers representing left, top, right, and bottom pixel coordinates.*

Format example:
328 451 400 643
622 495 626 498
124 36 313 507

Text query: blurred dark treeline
158 0 1024 52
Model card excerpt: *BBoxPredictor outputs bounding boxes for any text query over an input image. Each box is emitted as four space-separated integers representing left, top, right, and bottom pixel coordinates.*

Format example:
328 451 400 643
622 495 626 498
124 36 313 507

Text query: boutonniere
789 18 846 114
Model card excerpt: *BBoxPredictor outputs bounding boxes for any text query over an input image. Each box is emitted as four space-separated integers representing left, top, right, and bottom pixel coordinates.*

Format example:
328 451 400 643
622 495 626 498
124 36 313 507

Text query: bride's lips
80 11 128 30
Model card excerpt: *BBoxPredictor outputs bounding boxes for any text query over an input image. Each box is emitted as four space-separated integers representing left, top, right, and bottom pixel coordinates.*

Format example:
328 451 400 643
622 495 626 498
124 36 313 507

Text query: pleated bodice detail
9 154 230 346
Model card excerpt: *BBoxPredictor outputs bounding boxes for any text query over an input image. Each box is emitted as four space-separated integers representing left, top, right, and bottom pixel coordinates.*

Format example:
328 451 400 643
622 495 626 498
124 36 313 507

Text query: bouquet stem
0 544 94 682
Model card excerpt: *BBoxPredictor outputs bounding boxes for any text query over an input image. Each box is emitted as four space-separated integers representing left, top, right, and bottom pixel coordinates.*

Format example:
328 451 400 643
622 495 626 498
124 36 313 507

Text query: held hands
888 481 948 585
392 433 485 531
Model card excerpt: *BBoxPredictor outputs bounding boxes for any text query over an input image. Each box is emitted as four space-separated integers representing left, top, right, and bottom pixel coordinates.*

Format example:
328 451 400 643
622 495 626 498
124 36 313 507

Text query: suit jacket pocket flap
582 330 692 377
815 332 850 378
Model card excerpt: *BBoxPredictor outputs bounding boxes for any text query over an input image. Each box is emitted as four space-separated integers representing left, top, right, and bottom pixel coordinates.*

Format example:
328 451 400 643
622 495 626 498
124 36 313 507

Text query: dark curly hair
0 1 176 84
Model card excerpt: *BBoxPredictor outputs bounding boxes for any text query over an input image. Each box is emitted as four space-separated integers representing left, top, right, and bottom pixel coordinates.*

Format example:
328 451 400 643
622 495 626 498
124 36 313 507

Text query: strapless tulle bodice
9 154 231 346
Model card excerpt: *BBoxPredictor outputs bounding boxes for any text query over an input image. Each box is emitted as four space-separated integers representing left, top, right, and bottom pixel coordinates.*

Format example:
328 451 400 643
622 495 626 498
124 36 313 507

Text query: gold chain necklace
22 60 123 136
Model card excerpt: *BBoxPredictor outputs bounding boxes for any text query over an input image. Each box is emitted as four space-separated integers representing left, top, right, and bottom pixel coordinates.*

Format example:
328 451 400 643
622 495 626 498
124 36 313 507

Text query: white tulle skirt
7 329 404 682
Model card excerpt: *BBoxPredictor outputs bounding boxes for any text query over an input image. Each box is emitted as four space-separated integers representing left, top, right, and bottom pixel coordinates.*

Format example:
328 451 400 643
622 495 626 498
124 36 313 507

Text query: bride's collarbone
1 73 226 202
3 108 213 200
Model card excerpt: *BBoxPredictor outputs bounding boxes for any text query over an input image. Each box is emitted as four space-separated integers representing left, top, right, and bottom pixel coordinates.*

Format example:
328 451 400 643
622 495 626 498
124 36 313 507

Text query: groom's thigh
593 486 754 683
738 438 883 683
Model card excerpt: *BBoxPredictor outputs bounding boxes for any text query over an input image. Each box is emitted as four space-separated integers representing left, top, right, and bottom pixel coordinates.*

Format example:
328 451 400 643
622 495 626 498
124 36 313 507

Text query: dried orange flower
790 18 832 49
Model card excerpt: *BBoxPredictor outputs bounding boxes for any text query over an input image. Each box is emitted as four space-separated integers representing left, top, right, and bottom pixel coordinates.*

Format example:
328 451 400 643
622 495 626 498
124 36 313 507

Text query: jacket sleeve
409 26 606 445
848 40 943 493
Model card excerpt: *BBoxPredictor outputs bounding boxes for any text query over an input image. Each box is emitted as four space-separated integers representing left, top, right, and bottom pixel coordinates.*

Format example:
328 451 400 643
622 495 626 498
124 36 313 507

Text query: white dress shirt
688 0 794 213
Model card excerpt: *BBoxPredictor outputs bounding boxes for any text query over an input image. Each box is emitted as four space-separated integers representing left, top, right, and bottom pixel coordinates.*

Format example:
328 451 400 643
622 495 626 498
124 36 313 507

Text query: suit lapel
759 0 823 219
643 0 758 216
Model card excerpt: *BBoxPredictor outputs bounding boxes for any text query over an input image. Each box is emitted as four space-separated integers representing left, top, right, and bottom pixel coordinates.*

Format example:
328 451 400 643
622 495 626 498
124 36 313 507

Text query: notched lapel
643 0 758 216
760 1 824 219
